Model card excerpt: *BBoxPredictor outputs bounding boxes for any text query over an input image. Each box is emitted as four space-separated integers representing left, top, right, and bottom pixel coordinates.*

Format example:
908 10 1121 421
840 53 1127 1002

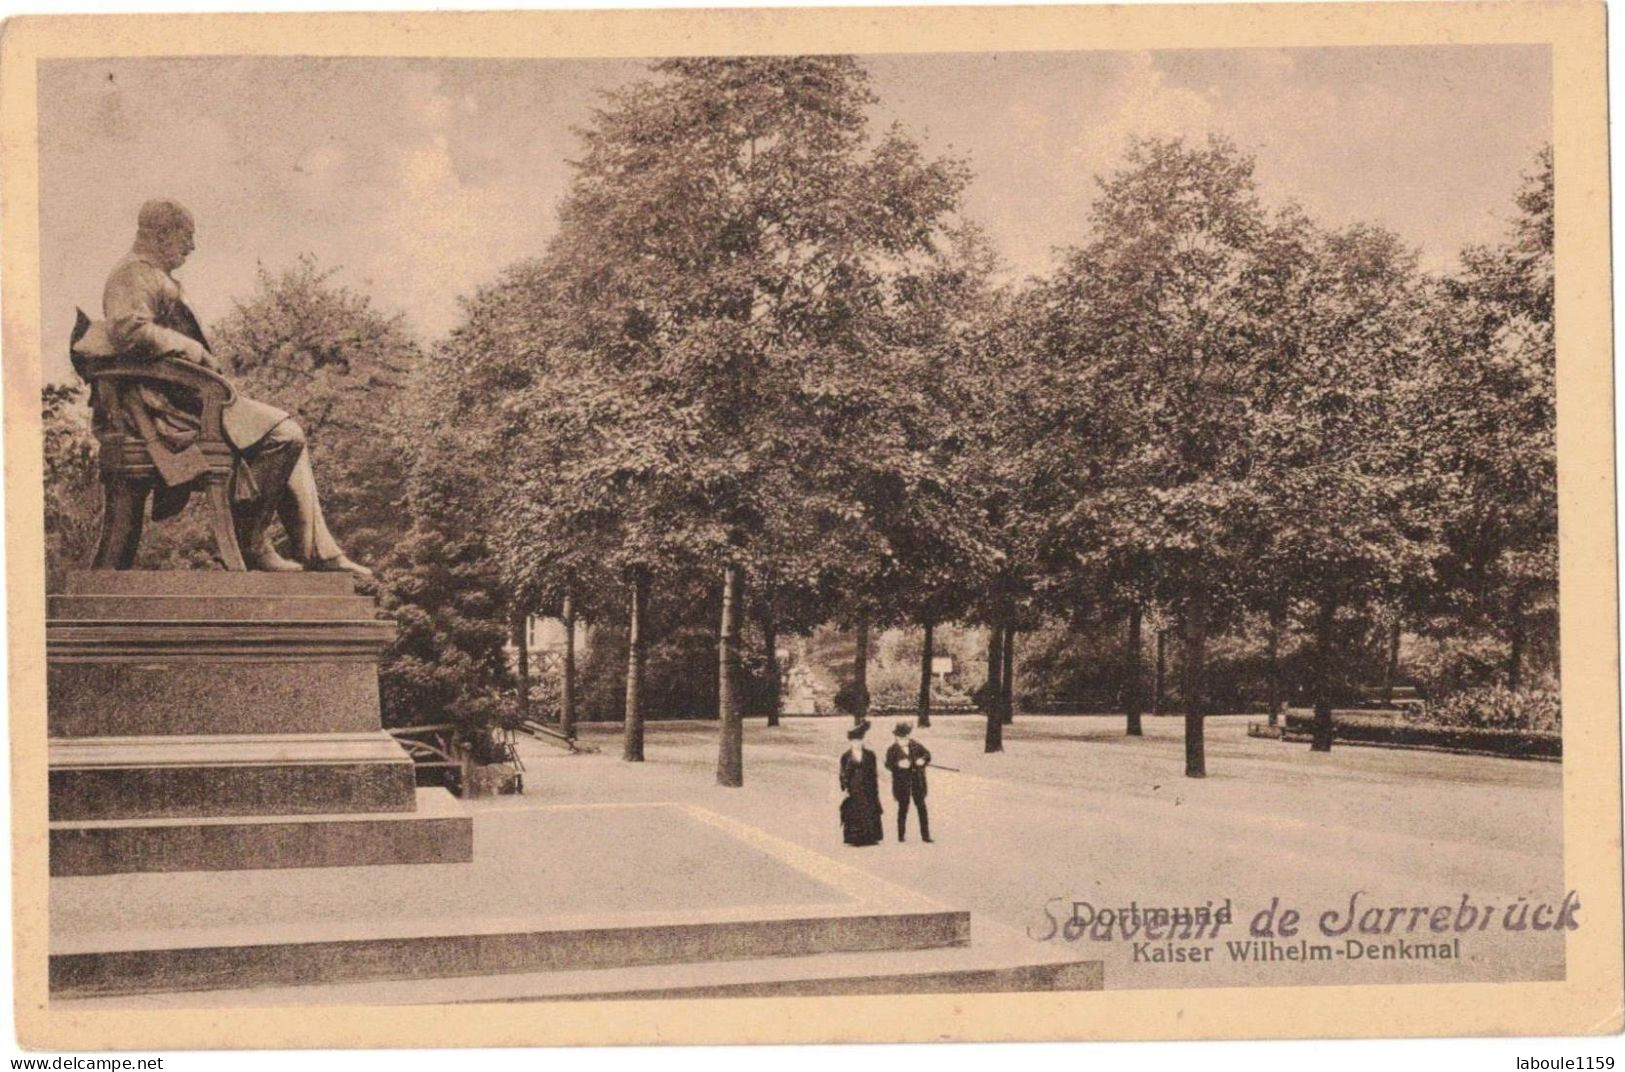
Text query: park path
503 715 1566 991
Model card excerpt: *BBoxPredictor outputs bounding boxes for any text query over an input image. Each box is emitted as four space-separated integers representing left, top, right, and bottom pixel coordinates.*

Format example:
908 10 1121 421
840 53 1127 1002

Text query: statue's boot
232 426 304 574
247 534 304 572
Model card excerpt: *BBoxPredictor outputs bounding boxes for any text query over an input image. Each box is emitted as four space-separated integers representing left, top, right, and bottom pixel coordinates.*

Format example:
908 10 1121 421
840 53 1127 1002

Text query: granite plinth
51 788 470 877
59 570 367 595
50 593 383 621
48 570 393 739
49 733 418 820
47 570 471 876
49 662 388 738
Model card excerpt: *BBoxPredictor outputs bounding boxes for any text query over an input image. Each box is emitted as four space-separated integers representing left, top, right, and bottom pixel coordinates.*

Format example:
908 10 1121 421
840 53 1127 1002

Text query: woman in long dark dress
839 722 884 846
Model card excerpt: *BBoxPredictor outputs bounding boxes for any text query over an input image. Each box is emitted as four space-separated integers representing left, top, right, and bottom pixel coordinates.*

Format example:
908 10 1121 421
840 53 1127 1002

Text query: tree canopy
38 58 1557 780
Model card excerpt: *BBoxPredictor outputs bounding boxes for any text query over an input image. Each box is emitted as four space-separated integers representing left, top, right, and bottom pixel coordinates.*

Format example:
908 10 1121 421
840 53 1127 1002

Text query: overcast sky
37 46 1550 381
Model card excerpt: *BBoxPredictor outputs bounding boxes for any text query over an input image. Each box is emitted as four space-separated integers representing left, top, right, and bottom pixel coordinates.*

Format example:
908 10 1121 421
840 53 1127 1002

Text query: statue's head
135 198 196 271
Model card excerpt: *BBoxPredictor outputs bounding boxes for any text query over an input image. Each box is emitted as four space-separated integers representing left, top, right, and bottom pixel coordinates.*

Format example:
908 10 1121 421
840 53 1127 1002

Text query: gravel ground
508 713 1567 990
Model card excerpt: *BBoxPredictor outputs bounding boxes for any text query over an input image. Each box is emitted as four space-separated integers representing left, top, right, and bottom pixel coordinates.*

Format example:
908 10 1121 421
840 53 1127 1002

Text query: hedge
1282 711 1560 760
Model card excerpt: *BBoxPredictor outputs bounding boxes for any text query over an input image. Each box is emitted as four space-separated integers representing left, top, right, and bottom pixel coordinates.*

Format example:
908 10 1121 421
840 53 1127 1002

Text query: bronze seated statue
71 197 372 577
70 309 248 571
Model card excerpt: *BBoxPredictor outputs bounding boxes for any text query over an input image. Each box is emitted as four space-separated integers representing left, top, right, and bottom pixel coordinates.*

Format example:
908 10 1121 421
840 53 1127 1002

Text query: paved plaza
523 713 1566 991
53 713 1567 1004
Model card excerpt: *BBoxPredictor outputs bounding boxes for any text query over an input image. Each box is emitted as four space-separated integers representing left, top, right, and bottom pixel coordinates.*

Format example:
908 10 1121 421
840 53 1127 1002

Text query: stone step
49 733 419 821
47 618 396 665
53 921 1098 1006
50 904 970 998
50 802 987 1001
565 954 1102 1002
50 787 471 877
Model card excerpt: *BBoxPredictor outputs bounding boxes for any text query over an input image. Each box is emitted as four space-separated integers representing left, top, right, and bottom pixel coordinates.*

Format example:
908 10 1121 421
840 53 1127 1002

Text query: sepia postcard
0 1 1618 1051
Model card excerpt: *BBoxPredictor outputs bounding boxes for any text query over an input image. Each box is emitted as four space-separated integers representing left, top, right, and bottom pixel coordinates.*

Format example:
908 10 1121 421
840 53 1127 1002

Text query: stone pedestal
47 570 472 876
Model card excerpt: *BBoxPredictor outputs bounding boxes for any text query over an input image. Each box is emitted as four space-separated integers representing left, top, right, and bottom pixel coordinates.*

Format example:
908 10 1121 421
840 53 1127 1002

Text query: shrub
572 621 733 722
833 680 870 717
1422 685 1561 732
1284 712 1560 759
1403 632 1512 697
864 655 920 708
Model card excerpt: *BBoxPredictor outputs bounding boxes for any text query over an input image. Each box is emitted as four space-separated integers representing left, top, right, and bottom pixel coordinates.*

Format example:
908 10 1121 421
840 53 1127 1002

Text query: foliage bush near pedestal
1421 685 1561 732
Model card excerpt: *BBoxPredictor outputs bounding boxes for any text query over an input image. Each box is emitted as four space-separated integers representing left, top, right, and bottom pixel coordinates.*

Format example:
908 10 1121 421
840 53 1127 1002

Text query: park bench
1353 684 1428 716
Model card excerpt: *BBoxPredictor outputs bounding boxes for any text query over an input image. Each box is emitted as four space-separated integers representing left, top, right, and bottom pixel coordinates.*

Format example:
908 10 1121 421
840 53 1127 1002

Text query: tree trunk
1266 604 1283 728
917 619 934 728
1153 628 1167 715
623 571 648 762
984 621 1004 753
1382 614 1401 706
986 624 1004 712
1001 624 1017 724
709 608 723 720
1182 594 1208 778
511 610 530 717
1125 605 1144 736
762 602 781 728
717 565 744 787
853 618 871 724
1310 599 1339 753
1507 602 1525 691
561 593 577 739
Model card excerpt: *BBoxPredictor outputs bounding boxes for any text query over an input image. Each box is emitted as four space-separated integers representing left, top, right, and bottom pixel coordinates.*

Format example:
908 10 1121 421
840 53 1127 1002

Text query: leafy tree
1422 147 1556 691
1243 213 1436 750
938 282 1052 751
493 56 974 784
873 227 1007 731
43 383 101 589
375 329 515 732
377 527 515 730
212 255 420 566
1033 139 1452 761
200 257 494 732
1033 136 1273 776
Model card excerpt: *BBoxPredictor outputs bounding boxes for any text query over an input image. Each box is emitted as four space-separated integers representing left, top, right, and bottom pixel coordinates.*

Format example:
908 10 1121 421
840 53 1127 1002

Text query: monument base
47 570 471 875
51 803 1101 1002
